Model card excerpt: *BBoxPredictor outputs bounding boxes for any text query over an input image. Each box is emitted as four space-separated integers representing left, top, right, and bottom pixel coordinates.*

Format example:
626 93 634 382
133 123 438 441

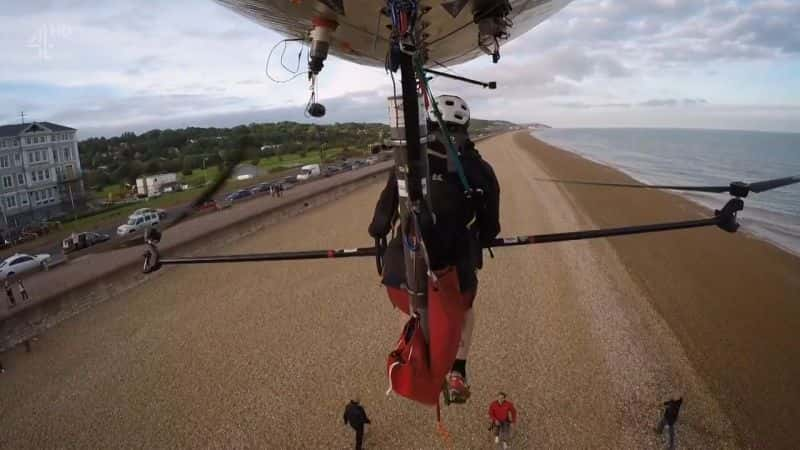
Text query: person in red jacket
489 392 517 448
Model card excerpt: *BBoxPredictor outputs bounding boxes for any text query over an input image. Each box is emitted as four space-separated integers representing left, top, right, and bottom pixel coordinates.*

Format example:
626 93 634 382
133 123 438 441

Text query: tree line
79 122 389 190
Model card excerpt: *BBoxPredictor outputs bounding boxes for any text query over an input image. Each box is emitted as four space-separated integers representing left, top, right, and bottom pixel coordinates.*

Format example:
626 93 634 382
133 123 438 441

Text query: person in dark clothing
343 400 371 450
4 280 16 308
369 95 501 404
17 280 29 302
656 397 683 449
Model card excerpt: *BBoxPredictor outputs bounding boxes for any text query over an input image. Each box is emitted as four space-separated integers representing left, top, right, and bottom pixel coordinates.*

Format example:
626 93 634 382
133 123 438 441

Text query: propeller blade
531 177 730 193
532 174 800 196
748 175 800 193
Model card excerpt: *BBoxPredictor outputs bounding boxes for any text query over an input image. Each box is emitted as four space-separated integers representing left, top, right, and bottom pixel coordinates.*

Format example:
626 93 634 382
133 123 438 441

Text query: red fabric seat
386 268 469 405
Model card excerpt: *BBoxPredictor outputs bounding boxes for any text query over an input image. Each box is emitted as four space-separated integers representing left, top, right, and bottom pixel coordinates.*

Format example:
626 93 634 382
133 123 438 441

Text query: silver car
0 253 51 279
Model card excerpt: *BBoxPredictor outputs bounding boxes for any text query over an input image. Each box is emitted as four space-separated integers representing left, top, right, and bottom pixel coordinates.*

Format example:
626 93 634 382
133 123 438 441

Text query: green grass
256 147 345 171
69 147 364 232
179 166 220 187
60 189 203 233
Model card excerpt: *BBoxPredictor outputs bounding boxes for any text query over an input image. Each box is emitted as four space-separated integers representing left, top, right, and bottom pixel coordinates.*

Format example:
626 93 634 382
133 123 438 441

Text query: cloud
639 98 709 107
0 0 798 134
64 90 389 137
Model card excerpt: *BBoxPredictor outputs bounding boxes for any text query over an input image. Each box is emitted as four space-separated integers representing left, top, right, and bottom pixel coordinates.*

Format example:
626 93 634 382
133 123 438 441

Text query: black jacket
368 139 500 292
343 401 370 428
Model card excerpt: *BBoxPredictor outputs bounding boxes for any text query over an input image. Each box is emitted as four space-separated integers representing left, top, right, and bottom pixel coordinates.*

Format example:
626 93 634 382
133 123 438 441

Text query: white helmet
428 95 470 127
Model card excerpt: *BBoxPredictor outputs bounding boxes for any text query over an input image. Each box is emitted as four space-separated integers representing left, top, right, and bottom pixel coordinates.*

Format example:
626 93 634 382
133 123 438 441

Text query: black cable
265 38 309 83
431 58 457 74
438 45 480 65
280 38 303 73
427 18 474 46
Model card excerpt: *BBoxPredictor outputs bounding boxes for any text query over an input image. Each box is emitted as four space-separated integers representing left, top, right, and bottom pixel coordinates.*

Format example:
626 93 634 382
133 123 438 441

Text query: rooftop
0 122 76 138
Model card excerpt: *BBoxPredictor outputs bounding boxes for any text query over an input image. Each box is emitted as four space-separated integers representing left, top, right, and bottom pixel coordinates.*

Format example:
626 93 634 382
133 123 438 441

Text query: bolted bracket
715 198 744 233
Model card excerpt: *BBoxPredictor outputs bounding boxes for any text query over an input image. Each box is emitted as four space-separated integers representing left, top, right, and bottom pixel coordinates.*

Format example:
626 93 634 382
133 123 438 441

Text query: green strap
414 57 472 194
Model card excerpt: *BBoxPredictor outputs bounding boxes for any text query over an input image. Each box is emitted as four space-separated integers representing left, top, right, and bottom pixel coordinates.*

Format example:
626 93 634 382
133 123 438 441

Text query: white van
117 211 161 236
296 164 321 181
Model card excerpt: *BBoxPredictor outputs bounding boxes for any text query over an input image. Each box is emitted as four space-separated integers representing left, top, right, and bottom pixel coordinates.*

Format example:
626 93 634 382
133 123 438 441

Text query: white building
0 121 84 227
135 173 177 198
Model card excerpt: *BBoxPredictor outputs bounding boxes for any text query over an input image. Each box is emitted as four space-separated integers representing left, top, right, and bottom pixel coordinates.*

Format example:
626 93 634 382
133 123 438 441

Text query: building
135 173 177 198
0 121 84 228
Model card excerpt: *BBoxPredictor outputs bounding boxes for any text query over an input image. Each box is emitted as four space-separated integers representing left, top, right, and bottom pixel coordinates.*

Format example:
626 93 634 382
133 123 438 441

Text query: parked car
296 164 321 181
250 183 272 194
0 253 51 279
133 208 167 219
194 200 220 212
365 156 379 165
323 166 341 177
117 211 161 236
62 232 110 253
225 189 253 202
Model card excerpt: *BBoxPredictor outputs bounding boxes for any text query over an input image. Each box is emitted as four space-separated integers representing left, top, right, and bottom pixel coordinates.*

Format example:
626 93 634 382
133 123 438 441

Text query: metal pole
156 216 726 267
395 52 432 328
68 182 75 211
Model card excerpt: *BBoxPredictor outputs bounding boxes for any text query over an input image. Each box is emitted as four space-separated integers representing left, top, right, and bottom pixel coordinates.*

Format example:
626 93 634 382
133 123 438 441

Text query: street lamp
202 157 209 185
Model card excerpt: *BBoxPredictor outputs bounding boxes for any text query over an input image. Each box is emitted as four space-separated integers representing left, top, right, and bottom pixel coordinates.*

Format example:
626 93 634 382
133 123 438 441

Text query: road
0 134 736 449
0 164 377 278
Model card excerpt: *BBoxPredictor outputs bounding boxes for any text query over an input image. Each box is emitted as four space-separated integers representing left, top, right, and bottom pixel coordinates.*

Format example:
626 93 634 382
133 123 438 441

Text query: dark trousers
350 424 364 450
493 421 511 442
656 417 676 449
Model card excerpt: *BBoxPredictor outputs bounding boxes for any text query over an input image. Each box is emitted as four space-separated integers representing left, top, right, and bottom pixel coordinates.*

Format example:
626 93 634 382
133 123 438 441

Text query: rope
435 401 455 450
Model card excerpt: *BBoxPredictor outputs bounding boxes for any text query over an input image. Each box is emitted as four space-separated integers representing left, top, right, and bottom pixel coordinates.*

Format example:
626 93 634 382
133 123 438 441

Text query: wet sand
1 131 793 448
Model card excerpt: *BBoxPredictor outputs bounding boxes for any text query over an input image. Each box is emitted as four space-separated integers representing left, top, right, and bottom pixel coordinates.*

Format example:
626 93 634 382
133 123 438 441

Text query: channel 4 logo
27 24 74 61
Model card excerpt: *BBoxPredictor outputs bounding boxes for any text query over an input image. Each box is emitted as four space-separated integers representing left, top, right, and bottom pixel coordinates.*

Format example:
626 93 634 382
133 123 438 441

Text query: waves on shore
534 128 800 256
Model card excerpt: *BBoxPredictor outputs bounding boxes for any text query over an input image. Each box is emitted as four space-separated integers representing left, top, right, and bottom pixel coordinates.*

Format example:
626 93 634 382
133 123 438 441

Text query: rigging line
430 58 457 74
265 38 309 83
427 0 509 46
280 38 303 73
437 45 480 66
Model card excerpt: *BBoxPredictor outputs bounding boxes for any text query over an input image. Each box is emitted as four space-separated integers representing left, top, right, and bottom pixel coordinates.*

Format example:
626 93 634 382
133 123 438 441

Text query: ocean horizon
533 127 800 257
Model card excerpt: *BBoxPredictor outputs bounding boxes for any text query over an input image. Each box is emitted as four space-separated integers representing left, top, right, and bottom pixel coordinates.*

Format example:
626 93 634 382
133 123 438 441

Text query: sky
0 0 798 137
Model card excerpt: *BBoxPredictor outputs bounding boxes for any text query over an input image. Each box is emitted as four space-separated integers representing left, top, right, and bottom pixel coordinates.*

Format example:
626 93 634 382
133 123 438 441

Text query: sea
533 128 800 257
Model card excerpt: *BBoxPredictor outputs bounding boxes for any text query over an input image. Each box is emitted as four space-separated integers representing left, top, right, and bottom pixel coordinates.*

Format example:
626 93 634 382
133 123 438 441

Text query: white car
117 211 161 236
0 253 51 279
133 208 167 219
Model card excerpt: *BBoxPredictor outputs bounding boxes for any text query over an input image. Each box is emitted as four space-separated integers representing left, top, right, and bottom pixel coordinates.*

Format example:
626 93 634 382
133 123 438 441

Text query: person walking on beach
17 280 29 302
5 280 16 309
343 399 371 450
489 392 517 448
656 397 683 449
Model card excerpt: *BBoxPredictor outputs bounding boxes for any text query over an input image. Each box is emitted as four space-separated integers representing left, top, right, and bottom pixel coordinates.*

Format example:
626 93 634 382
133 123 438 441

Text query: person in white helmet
369 94 501 404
